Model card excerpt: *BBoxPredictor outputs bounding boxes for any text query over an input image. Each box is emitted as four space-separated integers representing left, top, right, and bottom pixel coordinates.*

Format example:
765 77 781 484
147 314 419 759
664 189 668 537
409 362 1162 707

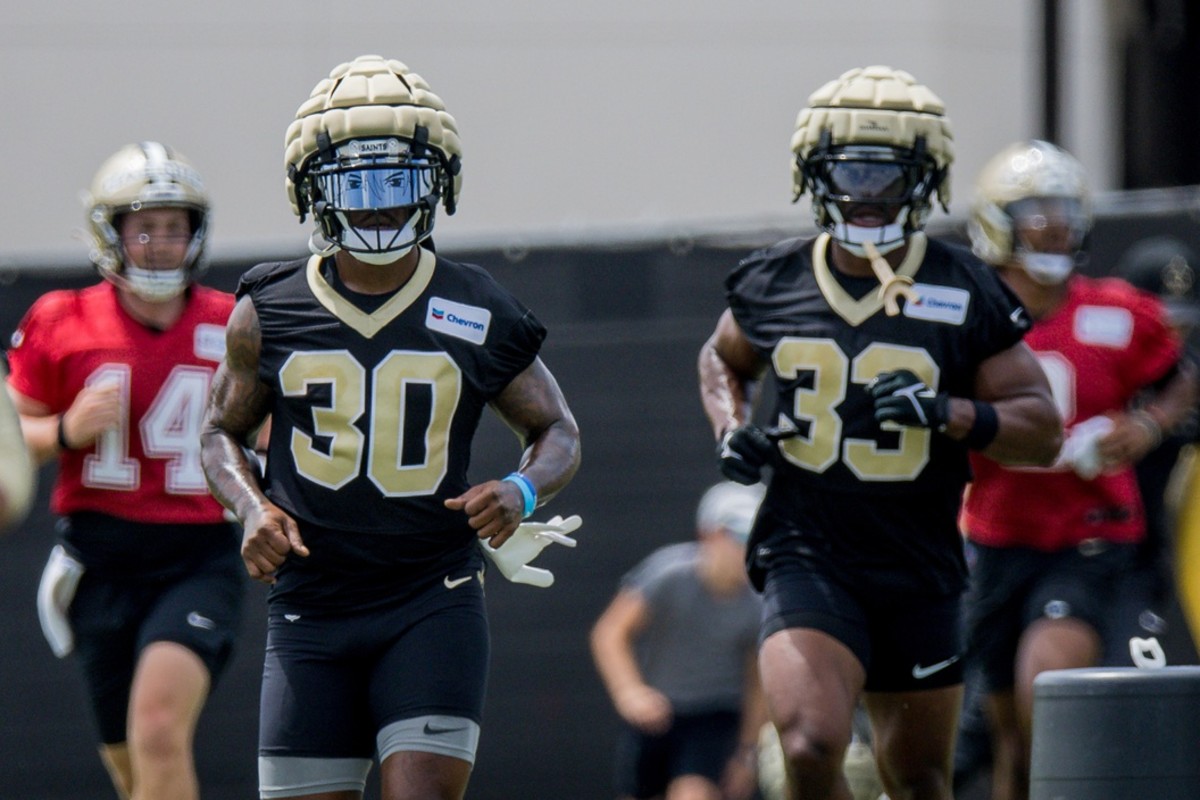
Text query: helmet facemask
1007 196 1089 285
803 138 943 257
306 136 444 264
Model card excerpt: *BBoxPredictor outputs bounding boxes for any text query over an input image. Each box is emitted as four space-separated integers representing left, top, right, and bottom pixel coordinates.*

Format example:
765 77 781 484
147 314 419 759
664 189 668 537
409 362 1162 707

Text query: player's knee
777 724 847 778
128 709 190 763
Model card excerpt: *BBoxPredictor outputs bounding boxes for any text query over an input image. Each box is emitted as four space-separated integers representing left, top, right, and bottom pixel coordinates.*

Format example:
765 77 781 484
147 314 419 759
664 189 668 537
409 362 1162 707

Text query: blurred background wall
3 2 1200 798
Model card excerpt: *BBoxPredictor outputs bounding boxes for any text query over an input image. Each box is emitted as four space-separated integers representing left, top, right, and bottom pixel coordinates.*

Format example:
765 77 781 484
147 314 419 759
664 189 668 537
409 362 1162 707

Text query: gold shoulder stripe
305 248 436 339
812 233 927 326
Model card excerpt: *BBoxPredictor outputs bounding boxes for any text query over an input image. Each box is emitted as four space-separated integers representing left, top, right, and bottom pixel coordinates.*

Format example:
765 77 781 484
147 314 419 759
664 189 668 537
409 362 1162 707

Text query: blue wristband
503 472 537 518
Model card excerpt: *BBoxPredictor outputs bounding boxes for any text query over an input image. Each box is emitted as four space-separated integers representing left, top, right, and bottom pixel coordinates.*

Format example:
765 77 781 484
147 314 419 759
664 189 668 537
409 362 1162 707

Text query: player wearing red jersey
961 141 1198 800
5 142 243 800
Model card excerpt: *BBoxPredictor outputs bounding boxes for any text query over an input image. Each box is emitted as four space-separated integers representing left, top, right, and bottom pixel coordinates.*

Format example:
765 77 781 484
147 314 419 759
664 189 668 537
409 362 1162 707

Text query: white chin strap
825 204 909 257
334 211 423 265
121 264 189 302
1018 252 1074 285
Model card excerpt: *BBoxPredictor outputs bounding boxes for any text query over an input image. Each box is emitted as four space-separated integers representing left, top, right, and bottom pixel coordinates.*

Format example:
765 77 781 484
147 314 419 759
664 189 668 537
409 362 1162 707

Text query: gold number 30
279 350 462 497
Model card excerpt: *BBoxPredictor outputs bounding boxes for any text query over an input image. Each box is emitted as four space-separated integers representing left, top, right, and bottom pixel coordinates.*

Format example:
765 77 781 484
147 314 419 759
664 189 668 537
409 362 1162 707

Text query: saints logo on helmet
791 66 954 257
83 142 209 302
285 54 463 264
969 140 1091 285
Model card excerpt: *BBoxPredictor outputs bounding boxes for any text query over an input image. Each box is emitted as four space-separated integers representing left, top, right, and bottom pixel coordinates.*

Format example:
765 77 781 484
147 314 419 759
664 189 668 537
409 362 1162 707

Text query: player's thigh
865 685 961 788
371 582 489 765
138 553 245 684
760 564 866 737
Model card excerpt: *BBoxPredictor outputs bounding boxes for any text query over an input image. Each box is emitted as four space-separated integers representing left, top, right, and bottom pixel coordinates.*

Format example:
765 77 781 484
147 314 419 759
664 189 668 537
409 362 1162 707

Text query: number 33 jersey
726 233 1028 593
7 282 235 523
238 249 545 547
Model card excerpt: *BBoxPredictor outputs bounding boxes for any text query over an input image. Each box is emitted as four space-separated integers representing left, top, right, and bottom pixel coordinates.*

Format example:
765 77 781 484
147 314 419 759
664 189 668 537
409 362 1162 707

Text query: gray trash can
1030 666 1200 799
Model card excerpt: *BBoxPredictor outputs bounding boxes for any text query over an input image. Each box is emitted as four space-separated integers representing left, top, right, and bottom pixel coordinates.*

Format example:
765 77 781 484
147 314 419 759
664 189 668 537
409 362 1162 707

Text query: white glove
482 514 582 588
36 544 85 658
1054 415 1114 480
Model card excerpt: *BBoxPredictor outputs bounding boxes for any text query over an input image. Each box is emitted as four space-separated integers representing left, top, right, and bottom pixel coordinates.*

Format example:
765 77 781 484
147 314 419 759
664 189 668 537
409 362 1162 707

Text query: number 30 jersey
726 233 1028 594
239 249 545 550
7 282 235 523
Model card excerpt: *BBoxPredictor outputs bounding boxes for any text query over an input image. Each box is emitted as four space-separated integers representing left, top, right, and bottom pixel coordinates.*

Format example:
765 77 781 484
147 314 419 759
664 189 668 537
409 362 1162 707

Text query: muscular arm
200 296 305 582
444 357 581 547
946 341 1063 466
698 310 766 442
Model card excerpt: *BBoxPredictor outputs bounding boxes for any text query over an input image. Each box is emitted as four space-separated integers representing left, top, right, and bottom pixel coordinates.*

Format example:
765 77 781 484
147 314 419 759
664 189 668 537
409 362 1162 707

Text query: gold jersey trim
305 248 436 339
812 232 927 326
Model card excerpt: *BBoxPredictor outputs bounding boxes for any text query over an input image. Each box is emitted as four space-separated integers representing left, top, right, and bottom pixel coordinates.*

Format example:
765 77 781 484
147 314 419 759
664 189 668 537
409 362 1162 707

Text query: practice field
2 200 1198 798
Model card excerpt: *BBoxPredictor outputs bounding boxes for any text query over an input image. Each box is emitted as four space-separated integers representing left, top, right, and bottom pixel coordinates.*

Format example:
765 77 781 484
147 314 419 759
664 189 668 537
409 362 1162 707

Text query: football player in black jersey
698 66 1061 800
200 55 580 800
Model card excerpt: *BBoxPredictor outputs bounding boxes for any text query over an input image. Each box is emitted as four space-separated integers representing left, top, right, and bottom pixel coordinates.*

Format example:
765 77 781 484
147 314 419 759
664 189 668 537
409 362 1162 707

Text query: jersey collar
305 247 436 338
812 232 926 326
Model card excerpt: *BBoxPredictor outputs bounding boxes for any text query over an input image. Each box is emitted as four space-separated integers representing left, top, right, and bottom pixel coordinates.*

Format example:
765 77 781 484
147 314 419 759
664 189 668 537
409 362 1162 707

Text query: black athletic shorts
964 539 1137 691
613 709 741 798
760 556 964 691
258 564 489 761
67 523 244 744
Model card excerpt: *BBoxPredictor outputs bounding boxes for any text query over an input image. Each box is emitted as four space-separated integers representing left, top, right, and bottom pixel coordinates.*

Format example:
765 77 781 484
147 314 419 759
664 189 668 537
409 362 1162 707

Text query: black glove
868 369 950 431
717 425 776 485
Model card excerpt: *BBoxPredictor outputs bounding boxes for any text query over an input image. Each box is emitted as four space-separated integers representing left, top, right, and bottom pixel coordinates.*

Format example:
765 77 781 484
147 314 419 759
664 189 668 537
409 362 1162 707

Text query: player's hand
614 683 673 734
240 502 308 584
718 425 776 484
868 369 950 431
482 514 581 588
445 479 525 547
61 382 123 449
1096 410 1161 467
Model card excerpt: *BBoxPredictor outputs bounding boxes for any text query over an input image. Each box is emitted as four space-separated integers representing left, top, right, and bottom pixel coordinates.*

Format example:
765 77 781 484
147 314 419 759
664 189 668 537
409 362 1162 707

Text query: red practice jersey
7 282 235 524
963 276 1181 551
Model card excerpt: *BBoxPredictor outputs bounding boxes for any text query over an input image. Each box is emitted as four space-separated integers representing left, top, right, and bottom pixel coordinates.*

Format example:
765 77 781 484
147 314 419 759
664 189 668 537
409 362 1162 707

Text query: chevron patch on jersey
426 297 491 345
903 284 969 325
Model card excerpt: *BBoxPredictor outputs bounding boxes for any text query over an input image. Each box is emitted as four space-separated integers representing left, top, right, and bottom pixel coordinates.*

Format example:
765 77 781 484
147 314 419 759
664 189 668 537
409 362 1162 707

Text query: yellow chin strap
862 240 919 317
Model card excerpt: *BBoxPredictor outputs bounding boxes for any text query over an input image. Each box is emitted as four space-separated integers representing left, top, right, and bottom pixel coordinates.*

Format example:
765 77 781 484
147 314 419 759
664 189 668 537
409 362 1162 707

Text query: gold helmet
285 54 462 263
791 66 954 256
969 140 1090 285
83 142 210 301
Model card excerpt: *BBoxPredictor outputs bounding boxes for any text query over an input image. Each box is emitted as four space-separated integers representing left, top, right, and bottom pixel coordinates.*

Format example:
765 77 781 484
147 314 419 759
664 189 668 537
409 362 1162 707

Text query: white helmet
969 140 1091 284
83 142 209 301
285 54 462 263
791 66 954 256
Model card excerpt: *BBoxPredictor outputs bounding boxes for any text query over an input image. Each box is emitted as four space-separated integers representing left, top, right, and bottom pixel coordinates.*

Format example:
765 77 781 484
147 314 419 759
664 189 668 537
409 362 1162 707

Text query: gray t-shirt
622 542 762 714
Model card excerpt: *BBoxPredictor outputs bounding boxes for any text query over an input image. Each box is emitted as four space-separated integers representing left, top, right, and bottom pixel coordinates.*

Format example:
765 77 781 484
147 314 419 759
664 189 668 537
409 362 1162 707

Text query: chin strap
862 241 919 317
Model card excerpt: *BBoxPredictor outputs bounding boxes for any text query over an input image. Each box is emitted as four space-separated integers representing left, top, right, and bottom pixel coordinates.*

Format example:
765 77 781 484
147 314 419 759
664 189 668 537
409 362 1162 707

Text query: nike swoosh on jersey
911 655 960 680
424 721 468 735
444 575 473 590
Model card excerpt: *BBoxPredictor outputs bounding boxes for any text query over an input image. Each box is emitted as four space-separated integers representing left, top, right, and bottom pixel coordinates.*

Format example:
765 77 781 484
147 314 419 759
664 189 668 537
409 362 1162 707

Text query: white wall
0 1 1109 263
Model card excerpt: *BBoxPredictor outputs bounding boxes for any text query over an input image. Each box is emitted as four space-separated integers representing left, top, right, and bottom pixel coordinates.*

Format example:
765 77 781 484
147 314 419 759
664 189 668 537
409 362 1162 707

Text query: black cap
1114 236 1200 327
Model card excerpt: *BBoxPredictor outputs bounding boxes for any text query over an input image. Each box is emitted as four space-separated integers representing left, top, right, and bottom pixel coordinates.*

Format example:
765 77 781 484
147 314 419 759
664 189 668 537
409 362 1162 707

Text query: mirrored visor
317 165 436 211
823 160 911 201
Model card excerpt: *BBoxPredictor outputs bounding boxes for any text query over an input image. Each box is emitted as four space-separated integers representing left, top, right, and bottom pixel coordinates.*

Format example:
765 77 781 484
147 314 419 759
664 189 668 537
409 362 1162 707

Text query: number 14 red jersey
7 282 234 524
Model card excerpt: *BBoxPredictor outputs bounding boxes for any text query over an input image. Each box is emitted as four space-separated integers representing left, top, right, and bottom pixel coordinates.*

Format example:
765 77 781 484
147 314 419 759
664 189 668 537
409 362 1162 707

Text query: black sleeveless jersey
238 249 544 569
726 233 1029 595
